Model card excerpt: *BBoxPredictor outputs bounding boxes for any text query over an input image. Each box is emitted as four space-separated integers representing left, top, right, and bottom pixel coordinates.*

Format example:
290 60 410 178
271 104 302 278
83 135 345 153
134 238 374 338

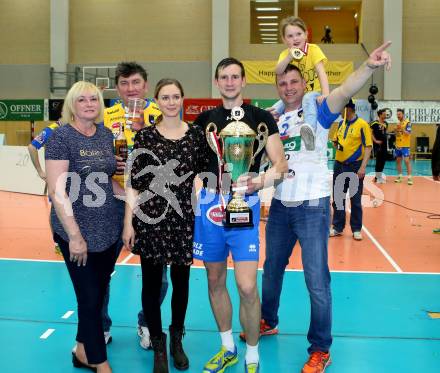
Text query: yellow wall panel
0 0 50 64
69 0 211 64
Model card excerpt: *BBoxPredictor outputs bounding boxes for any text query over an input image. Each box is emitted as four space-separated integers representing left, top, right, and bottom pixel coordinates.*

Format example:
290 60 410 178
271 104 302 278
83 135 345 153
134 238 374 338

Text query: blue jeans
262 197 332 353
331 160 363 233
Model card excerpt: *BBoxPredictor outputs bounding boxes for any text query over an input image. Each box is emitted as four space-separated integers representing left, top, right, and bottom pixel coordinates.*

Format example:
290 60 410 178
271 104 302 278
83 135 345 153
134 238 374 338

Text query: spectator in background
394 108 413 185
330 99 373 241
370 109 388 183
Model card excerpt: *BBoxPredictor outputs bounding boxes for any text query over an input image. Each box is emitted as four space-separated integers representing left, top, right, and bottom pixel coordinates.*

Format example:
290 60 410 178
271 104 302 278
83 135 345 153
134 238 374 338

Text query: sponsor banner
183 98 251 122
0 99 46 121
243 60 353 85
251 99 278 109
377 101 440 124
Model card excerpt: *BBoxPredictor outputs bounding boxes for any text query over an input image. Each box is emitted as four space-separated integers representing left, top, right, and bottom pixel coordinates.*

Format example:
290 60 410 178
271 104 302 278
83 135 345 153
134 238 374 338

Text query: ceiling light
256 7 282 11
260 28 278 32
262 41 277 44
313 6 341 11
255 0 279 3
261 37 278 41
257 16 278 19
258 23 278 26
260 33 278 37
354 13 358 18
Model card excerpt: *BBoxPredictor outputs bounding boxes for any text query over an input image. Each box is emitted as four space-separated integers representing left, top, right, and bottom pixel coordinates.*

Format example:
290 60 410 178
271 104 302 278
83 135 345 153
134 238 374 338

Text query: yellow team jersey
334 116 373 163
395 119 411 148
103 99 161 188
278 43 327 93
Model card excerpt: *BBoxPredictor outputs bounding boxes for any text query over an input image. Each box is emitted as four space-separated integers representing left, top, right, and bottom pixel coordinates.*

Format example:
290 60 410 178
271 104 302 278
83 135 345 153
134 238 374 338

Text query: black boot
169 325 189 370
151 332 169 373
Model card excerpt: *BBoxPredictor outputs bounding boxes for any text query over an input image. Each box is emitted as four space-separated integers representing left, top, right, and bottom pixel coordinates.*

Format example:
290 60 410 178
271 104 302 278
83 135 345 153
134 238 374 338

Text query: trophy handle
205 122 220 155
251 122 269 165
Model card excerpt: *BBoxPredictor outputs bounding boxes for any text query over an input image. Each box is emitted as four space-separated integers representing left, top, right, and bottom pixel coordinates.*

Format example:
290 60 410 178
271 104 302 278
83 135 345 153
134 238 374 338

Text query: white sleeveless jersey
274 108 331 202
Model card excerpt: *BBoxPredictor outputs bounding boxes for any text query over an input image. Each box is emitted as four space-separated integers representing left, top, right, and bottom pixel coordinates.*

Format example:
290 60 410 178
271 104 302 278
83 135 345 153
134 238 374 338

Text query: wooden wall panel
0 0 49 64
69 0 211 64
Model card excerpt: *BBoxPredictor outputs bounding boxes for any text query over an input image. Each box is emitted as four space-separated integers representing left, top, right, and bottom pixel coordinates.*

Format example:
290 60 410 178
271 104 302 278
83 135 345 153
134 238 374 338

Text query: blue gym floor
1 261 439 373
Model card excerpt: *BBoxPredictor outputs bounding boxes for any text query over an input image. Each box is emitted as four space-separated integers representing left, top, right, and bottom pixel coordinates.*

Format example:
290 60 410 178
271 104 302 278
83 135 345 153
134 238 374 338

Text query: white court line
423 176 439 183
40 329 55 339
61 310 74 319
1 257 438 274
111 271 116 277
120 253 134 264
361 225 403 272
346 206 403 273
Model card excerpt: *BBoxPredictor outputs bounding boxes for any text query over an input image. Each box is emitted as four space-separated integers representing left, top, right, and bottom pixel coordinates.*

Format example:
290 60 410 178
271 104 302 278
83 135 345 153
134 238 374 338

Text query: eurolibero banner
377 101 440 124
242 61 353 85
0 100 46 121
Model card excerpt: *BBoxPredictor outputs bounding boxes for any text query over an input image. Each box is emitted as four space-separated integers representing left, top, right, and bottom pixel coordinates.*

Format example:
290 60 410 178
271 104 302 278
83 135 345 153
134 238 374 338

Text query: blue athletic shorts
193 188 260 262
395 147 410 158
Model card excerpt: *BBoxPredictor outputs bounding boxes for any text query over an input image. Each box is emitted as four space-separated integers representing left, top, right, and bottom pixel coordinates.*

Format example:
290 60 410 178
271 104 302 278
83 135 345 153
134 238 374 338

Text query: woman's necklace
71 122 96 137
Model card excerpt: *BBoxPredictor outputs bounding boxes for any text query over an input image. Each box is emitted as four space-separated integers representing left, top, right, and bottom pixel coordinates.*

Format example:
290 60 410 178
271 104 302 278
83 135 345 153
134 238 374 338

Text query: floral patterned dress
130 124 208 265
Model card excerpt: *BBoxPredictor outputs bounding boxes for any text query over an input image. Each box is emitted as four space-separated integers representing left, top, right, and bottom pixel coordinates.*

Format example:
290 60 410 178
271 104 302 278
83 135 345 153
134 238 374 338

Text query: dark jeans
55 233 118 365
262 197 332 353
332 160 364 233
374 144 387 173
140 258 190 338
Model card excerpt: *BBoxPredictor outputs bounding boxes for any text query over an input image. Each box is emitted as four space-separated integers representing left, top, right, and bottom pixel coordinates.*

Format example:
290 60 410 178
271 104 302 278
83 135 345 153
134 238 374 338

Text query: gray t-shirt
45 124 119 252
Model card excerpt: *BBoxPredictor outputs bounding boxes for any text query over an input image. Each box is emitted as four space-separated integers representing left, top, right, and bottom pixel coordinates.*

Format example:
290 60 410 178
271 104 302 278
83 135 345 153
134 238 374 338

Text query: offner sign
0 100 45 121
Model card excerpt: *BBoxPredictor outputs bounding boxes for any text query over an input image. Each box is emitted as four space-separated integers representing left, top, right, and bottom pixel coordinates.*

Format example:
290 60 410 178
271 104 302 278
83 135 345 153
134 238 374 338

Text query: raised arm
326 41 392 114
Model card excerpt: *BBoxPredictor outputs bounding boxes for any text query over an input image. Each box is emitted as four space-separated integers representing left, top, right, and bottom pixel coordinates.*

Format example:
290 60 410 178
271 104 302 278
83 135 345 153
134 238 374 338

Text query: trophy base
224 208 254 228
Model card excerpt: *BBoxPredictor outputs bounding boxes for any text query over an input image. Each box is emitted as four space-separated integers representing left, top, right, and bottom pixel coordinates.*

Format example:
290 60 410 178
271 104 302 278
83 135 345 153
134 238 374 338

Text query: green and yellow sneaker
203 346 238 373
245 361 260 373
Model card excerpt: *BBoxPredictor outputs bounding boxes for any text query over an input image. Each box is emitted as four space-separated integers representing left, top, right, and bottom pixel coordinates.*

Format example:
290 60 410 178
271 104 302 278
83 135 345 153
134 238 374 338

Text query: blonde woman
45 81 119 373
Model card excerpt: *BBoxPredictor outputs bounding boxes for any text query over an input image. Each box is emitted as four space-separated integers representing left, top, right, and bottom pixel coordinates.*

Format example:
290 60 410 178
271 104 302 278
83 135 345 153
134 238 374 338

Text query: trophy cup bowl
206 120 268 227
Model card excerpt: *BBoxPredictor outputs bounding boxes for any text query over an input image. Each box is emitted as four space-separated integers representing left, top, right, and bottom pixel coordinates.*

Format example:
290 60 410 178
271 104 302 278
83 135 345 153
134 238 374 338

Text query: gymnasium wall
0 0 439 147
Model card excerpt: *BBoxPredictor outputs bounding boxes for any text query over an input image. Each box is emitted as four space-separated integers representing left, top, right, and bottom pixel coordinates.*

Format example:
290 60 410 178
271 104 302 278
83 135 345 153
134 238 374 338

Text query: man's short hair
275 64 303 84
377 109 386 116
345 99 356 110
115 62 148 85
397 108 404 114
214 57 245 79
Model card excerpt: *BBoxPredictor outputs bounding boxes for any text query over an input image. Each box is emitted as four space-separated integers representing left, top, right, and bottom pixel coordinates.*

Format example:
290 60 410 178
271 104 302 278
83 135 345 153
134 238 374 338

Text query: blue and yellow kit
334 115 372 163
103 99 161 188
395 119 411 148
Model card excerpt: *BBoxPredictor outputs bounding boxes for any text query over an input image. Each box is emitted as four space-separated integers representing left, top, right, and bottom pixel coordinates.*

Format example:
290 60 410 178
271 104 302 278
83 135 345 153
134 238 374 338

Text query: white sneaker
329 227 342 237
137 325 152 350
353 231 363 240
104 331 112 345
300 124 316 151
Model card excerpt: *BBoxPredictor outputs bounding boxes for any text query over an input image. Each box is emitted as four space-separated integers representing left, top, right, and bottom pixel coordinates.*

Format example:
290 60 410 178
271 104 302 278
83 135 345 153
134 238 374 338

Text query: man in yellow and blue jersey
394 108 413 184
330 99 372 241
102 62 168 350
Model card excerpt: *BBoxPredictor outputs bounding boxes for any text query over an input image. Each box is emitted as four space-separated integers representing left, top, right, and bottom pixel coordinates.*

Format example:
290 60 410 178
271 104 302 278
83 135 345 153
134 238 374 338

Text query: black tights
140 257 190 338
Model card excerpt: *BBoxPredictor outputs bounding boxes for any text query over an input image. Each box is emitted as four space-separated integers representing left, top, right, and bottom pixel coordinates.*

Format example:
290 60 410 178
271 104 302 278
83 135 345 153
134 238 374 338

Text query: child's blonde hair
279 16 307 38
